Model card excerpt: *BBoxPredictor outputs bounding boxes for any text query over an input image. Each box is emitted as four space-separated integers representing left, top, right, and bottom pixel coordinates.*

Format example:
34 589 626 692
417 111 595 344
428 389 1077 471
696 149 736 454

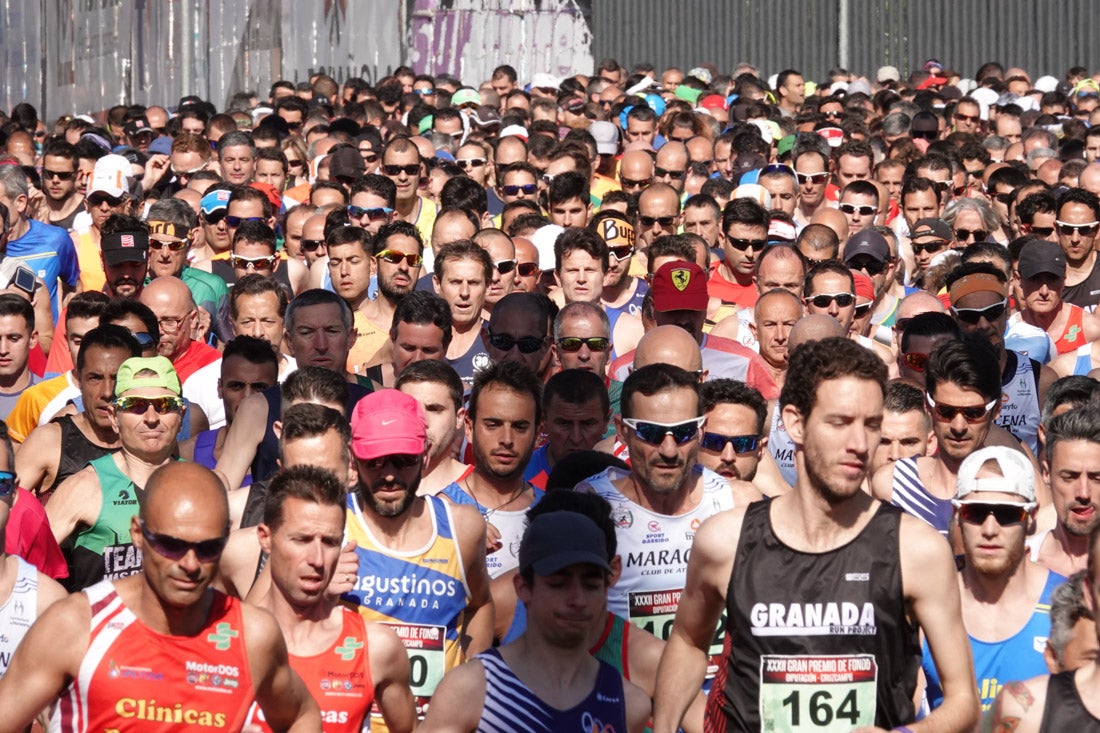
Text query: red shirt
708 262 759 308
5 487 67 579
173 339 222 385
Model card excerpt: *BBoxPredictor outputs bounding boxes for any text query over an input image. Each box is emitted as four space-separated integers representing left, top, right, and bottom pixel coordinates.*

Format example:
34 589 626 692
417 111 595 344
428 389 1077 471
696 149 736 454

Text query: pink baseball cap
350 390 427 461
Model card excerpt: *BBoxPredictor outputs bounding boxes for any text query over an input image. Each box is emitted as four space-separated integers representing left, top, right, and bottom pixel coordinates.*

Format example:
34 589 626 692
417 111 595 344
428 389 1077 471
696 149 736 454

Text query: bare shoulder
239 598 284 650
695 505 749 559
728 478 763 505
35 570 69 612
897 512 956 591
366 621 409 668
983 675 1049 733
623 677 653 733
449 501 488 542
869 461 895 501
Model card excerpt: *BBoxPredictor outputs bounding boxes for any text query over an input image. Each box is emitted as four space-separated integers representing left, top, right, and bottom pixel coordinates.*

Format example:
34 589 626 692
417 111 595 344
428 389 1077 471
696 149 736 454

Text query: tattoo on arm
1005 681 1035 711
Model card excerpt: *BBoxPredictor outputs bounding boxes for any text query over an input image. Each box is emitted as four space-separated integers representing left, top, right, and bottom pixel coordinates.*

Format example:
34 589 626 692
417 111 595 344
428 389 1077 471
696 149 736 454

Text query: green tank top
66 454 143 592
592 612 629 677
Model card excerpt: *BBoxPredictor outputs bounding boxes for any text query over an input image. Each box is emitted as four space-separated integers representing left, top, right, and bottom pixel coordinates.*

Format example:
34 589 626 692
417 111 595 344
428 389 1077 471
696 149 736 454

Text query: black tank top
713 500 920 731
1064 256 1100 310
1040 670 1100 731
50 414 118 492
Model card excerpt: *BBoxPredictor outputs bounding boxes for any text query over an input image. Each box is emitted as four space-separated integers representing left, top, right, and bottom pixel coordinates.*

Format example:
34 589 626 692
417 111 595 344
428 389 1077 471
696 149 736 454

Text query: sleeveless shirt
50 414 118 493
0 557 37 678
439 480 543 579
767 401 797 486
245 607 375 733
193 429 252 488
712 500 920 731
1040 670 1100 731
475 647 628 733
51 582 255 732
502 606 634 678
66 454 144 592
996 351 1041 455
889 457 954 537
445 333 491 392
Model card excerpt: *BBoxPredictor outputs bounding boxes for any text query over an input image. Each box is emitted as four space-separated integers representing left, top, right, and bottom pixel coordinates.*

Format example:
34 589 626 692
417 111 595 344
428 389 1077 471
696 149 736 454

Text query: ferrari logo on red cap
671 268 691 291
120 235 134 247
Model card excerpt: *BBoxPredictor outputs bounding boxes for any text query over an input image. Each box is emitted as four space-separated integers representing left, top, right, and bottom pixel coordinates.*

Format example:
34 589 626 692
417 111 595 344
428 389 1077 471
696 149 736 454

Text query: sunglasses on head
557 336 611 352
700 432 760 453
488 331 544 354
911 239 947 256
0 470 15 498
839 203 877 216
456 158 487 169
114 395 185 415
952 500 1035 526
926 394 996 423
140 520 227 563
516 262 540 277
807 292 855 308
1056 220 1100 237
950 298 1007 325
149 239 188 252
639 215 676 228
623 417 705 446
375 249 423 267
43 168 76 181
903 352 929 372
230 254 277 271
383 163 421 176
847 257 887 276
795 171 829 185
954 228 988 242
501 183 537 196
348 205 394 221
301 238 324 252
361 453 422 470
226 215 263 228
493 259 516 275
609 244 635 261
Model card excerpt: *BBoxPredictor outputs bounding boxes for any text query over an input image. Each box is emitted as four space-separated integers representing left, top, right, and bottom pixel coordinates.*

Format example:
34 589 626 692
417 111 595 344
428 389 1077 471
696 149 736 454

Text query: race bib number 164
759 654 877 732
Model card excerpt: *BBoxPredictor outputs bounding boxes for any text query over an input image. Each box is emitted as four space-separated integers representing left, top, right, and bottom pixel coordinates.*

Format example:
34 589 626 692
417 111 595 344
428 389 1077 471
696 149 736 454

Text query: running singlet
889 457 953 537
996 351 1041 454
439 481 542 579
193 429 252 488
577 466 734 674
0 557 37 678
921 569 1064 711
66 454 144 592
475 647 628 733
50 414 119 494
1039 670 1100 731
342 494 471 719
1055 304 1090 354
446 332 491 391
767 401 797 486
245 608 375 733
711 500 920 731
51 581 254 732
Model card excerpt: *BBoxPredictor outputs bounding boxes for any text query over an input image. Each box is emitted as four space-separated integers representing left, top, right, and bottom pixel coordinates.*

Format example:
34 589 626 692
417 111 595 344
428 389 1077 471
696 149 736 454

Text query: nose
309 539 326 568
720 441 737 463
178 548 201 574
826 300 840 317
1075 476 1092 501
657 433 680 458
887 441 903 462
980 512 1000 537
949 412 969 433
847 423 869 456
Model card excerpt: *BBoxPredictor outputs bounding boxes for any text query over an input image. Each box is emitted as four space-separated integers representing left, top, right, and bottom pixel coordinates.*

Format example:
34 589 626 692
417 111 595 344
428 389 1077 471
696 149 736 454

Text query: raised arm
215 391 269 491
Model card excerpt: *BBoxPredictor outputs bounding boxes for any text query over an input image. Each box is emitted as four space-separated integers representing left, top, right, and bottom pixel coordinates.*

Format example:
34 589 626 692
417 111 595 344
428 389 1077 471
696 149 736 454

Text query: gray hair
146 197 198 230
1048 571 1093 667
943 196 1003 233
217 131 256 158
0 164 29 201
1046 406 1100 465
553 300 610 342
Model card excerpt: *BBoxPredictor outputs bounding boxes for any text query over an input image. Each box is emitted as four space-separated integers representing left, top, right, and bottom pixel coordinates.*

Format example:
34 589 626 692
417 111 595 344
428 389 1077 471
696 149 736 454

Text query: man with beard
697 379 773 490
100 215 149 300
442 361 543 578
341 389 492 721
1030 407 1100 577
523 368 610 491
575 364 758 661
653 337 979 733
920 447 1062 713
36 139 84 231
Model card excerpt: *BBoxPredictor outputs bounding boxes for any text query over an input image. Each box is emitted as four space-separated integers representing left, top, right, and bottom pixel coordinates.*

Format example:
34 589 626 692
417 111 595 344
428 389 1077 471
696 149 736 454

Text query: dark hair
722 197 770 232
925 337 1001 404
526 491 615 557
1042 376 1100 429
232 220 277 251
548 171 591 209
621 363 700 420
0 293 34 332
221 335 279 370
351 174 397 209
700 379 766 434
1047 406 1100 466
230 273 290 320
285 289 353 334
469 360 544 425
545 451 630 493
884 381 927 416
840 179 879 203
263 463 347 529
65 290 111 324
101 299 160 345
433 239 493 283
554 227 609 273
900 311 962 353
227 183 274 219
396 359 464 412
804 260 855 296
389 290 453 347
1057 187 1100 220
280 366 349 415
780 337 887 418
1016 191 1057 225
440 176 489 218
373 220 423 255
327 224 371 255
76 324 141 372
901 177 942 207
544 369 610 417
100 214 148 237
490 292 553 341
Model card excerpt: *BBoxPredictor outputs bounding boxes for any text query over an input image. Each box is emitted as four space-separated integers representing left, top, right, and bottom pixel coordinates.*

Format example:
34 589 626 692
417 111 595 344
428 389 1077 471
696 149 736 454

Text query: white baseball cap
88 154 133 199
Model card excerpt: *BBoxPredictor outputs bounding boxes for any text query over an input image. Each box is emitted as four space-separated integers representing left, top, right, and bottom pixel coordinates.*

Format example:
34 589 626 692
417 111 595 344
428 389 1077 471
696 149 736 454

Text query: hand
326 539 359 597
485 521 502 553
143 154 171 188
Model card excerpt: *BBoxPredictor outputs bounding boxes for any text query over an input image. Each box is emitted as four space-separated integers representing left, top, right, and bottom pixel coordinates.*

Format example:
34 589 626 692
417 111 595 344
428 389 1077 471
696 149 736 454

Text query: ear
257 523 273 555
610 554 622 586
272 420 283 441
513 569 533 606
217 377 224 401
748 320 758 339
464 409 474 445
781 403 805 447
454 405 466 432
130 515 143 547
432 275 442 295
1044 640 1062 674
925 431 938 457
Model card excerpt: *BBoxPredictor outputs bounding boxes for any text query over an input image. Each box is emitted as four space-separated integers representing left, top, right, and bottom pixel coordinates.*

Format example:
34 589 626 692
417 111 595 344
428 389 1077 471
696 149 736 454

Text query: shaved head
634 324 703 372
788 313 845 351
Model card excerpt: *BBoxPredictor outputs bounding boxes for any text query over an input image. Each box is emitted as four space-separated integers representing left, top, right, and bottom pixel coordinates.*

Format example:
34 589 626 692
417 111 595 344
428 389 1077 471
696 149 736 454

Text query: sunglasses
501 183 537 196
456 158 487 169
954 228 988 242
954 112 981 123
993 192 1015 205
950 298 1007 325
1056 220 1100 237
301 238 324 253
609 245 635 261
903 352 929 372
854 302 872 317
131 332 157 349
557 336 611 352
361 453 422 470
655 167 685 179
149 239 188 252
226 215 263 228
839 203 877 216
203 210 228 225
383 163 421 176
140 520 228 563
348 205 394 221
376 249 423 267
488 331 544 354
726 236 768 252
795 171 829 185
911 240 947 256
415 87 436 96
848 257 887 276
1029 226 1055 238
807 292 855 308
911 130 936 140
114 395 185 415
952 500 1035 526
700 432 760 453
965 168 985 181
0 470 15 498
88 193 124 207
926 394 997 423
230 255 277 270
493 259 517 275
623 417 705 446
43 169 76 181
639 215 676 228
516 262 540 277
621 177 654 189
822 110 844 120
287 159 305 169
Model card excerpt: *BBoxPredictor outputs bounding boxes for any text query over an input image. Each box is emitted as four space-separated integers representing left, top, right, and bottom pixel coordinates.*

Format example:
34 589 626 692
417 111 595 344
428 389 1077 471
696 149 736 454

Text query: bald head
809 207 850 244
141 275 195 310
788 314 845 351
620 150 655 182
140 462 229 533
1081 163 1100 196
634 325 703 372
897 290 946 321
4 131 35 166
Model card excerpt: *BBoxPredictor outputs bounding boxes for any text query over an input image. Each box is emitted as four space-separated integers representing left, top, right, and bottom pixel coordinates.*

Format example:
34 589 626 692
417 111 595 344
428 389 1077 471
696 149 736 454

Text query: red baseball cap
651 260 708 312
350 390 427 461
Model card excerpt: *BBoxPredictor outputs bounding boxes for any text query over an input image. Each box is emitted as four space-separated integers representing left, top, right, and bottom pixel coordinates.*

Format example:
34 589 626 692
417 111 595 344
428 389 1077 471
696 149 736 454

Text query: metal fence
591 0 1100 86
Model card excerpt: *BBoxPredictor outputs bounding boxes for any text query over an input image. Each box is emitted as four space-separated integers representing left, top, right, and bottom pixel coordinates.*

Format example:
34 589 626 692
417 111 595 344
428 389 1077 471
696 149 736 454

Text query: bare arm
215 391 269 491
980 677 1046 733
453 504 494 657
45 467 100 544
367 623 417 733
869 462 895 502
624 678 654 733
14 422 60 495
901 514 981 732
214 527 262 599
651 509 742 733
625 619 706 733
0 594 89 733
417 660 485 733
243 605 322 733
